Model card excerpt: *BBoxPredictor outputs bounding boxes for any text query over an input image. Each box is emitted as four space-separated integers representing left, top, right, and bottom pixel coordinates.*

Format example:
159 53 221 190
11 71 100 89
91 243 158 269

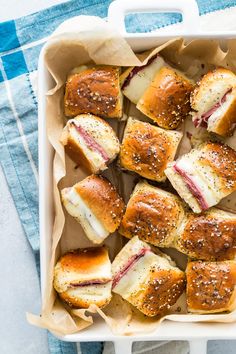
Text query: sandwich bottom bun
54 247 112 309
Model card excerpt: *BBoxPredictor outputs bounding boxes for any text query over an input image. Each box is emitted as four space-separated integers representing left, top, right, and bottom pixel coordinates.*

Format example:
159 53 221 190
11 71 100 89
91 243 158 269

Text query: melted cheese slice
122 56 165 104
113 251 174 298
66 281 112 299
208 91 235 130
113 252 157 297
175 157 219 208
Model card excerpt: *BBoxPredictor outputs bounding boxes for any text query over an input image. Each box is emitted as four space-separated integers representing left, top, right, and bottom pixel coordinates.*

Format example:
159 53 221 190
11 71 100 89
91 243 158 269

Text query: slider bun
165 142 236 213
137 66 193 129
54 247 112 308
119 181 186 247
119 117 182 182
197 142 236 198
191 68 236 115
191 68 236 136
64 65 123 118
186 260 236 314
61 175 125 244
60 114 120 174
129 263 185 317
112 236 185 317
176 208 236 261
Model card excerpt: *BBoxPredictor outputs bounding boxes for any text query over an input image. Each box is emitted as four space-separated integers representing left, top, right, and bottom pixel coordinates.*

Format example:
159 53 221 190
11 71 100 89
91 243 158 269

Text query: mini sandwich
119 117 182 182
54 246 112 308
120 54 165 104
175 208 236 261
61 114 120 173
121 54 193 129
191 68 236 136
137 66 194 129
64 65 123 118
165 141 236 213
61 175 125 244
186 260 236 314
112 236 185 317
119 181 186 248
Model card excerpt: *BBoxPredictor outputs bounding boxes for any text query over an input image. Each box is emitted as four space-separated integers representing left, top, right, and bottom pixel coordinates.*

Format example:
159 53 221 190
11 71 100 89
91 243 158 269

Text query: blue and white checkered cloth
1 1 236 353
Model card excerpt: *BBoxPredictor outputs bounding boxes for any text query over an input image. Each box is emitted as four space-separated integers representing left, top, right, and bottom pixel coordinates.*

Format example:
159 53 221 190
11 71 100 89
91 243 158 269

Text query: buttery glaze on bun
64 65 123 118
191 68 236 136
186 260 236 314
119 117 182 182
137 66 194 129
165 141 236 213
175 208 236 261
119 181 186 248
112 236 185 317
54 246 112 308
61 175 125 244
60 114 120 174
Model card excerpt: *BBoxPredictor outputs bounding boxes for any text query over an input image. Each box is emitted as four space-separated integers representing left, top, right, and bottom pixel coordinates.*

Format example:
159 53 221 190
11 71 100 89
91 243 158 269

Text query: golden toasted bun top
199 142 236 193
119 181 185 246
179 208 236 260
191 68 236 112
120 117 182 181
60 247 108 273
75 175 125 232
138 66 193 129
64 66 121 118
186 260 236 311
135 265 185 316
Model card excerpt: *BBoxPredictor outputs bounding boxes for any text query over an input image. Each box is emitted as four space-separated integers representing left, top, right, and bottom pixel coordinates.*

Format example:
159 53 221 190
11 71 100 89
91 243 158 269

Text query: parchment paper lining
27 16 236 336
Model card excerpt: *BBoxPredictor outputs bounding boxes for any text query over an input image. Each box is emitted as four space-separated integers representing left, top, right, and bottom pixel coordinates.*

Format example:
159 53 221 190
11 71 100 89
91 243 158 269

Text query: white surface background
1 0 236 353
0 2 66 354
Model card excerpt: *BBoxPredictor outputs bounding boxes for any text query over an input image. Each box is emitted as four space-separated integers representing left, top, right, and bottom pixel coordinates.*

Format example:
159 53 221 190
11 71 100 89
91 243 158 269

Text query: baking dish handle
113 340 207 354
107 0 200 36
114 340 132 354
189 339 207 354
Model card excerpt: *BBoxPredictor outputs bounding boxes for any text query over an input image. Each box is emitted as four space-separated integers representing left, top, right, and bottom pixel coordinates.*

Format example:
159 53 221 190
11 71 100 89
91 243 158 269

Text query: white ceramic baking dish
38 1 236 353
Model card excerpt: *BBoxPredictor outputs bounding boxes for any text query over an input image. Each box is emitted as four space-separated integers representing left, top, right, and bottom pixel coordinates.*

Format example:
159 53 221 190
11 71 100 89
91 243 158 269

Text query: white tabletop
0 2 66 354
1 1 236 353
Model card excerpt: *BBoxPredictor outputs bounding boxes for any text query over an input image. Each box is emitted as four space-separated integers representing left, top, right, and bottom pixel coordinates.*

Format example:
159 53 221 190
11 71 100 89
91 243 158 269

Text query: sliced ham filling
70 279 111 287
112 248 150 289
173 164 209 211
193 89 232 128
72 122 109 162
121 54 159 90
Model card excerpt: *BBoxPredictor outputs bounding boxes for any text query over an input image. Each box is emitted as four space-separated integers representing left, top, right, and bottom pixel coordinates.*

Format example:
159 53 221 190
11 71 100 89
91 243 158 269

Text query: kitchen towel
1 1 236 354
